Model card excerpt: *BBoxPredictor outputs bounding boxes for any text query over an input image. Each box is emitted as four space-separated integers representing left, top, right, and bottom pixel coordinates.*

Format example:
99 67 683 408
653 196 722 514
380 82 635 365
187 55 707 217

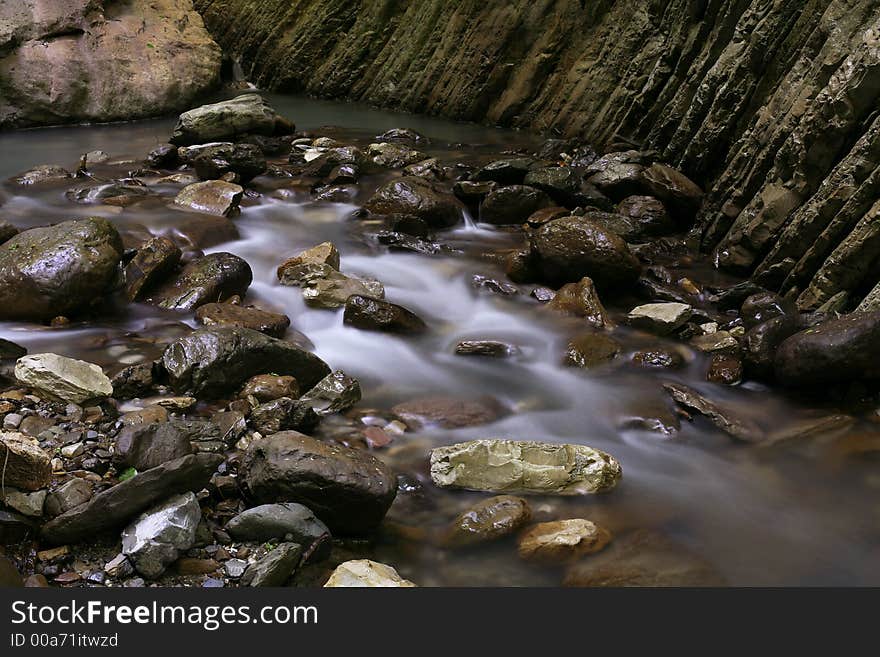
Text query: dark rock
391 215 431 238
187 143 266 183
0 221 19 246
471 274 518 296
195 303 290 338
377 128 427 144
478 185 554 225
12 165 70 186
664 383 763 443
0 433 51 491
453 180 496 206
249 397 320 434
148 252 252 311
0 338 27 360
343 295 427 334
162 326 330 397
364 177 464 229
110 363 157 399
631 348 684 369
587 162 645 200
743 315 800 378
175 215 240 249
115 422 194 471
523 166 612 210
173 180 243 217
524 206 570 228
546 277 610 328
146 144 178 168
638 163 703 222
616 195 675 236
44 479 93 518
0 218 123 321
564 332 621 368
710 281 768 311
226 503 331 560
240 542 302 587
124 236 182 301
299 146 364 177
299 370 362 415
392 395 504 429
242 431 397 534
707 354 743 385
471 158 536 185
0 510 35 544
67 182 151 205
454 340 517 357
740 291 789 329
441 495 531 548
171 94 291 145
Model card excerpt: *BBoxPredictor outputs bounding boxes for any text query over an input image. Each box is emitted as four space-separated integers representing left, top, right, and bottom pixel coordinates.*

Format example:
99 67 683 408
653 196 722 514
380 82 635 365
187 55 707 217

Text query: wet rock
364 177 464 229
162 326 330 398
403 158 445 180
0 222 19 247
324 559 415 587
431 439 622 497
564 332 621 368
775 312 880 386
707 354 743 385
710 281 768 311
517 519 612 563
546 277 611 328
638 163 703 221
300 146 364 177
110 363 157 399
299 371 362 415
241 542 303 587
479 185 554 225
171 94 291 145
226 503 331 559
124 236 181 301
524 167 612 210
1 488 46 517
524 206 570 228
391 214 431 238
664 383 763 443
301 273 385 309
368 142 426 168
42 453 222 545
471 158 536 185
377 128 426 144
627 302 692 335
147 144 178 168
44 479 93 518
392 395 504 430
186 142 266 183
173 180 244 217
741 292 789 329
121 492 201 578
0 433 50 491
195 303 290 338
13 164 70 186
471 274 518 296
530 216 641 289
240 374 300 403
15 354 112 404
631 348 685 369
0 510 35 544
343 295 427 334
250 397 320 434
115 422 194 471
442 495 531 548
0 217 123 321
149 252 252 311
454 341 517 358
690 331 739 353
242 431 397 534
175 215 240 249
587 161 645 200
743 316 801 378
67 182 151 205
276 242 340 286
453 180 497 206
616 195 674 236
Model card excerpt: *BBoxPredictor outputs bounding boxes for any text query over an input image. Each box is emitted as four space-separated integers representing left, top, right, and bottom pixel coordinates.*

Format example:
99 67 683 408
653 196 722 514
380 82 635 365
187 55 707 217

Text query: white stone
121 492 201 579
324 560 416 587
15 354 113 404
627 303 692 334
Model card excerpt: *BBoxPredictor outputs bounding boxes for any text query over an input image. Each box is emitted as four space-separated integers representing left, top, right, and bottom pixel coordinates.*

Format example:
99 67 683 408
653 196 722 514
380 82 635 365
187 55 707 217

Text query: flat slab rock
323 559 416 587
0 432 51 491
15 353 113 404
430 439 622 495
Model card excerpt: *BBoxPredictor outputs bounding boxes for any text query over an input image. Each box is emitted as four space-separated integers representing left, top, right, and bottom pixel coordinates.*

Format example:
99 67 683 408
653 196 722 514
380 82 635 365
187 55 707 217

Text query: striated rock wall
0 0 222 128
195 0 880 310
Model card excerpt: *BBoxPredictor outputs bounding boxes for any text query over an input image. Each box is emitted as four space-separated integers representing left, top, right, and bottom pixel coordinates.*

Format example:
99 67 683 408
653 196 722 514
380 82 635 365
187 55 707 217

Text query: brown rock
564 332 621 368
195 303 290 338
707 354 743 385
239 374 300 403
442 495 531 548
546 276 611 328
517 519 611 563
124 236 181 301
392 395 505 430
0 433 51 491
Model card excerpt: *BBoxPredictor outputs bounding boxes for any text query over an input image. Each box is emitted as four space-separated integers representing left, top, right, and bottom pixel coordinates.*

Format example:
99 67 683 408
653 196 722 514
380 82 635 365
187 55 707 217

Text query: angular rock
173 180 244 217
638 163 703 221
587 162 645 200
367 142 426 168
392 396 503 430
546 277 611 328
241 542 302 587
226 503 331 559
249 397 320 434
471 158 536 185
239 374 300 403
616 195 675 236
0 433 51 491
121 492 201 578
44 479 93 518
124 236 181 301
147 144 178 168
517 519 612 563
454 341 517 358
364 177 464 228
478 185 554 225
187 142 267 183
429 440 622 495
442 495 531 548
740 292 789 329
171 94 290 145
302 272 385 309
276 242 340 286
707 353 744 385
1 487 46 517
627 302 692 335
195 303 290 338
15 354 112 404
343 295 427 334
115 422 194 471
13 165 70 186
299 371 362 415
664 383 763 443
564 332 621 368
148 252 252 311
323 559 415 587
110 363 157 400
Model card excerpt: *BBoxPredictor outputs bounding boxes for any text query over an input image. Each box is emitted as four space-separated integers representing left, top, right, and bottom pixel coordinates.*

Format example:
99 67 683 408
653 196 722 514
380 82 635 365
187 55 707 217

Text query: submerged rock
12 165 71 186
430 440 622 495
664 383 763 443
173 180 244 217
454 340 517 357
148 252 252 311
442 495 531 548
171 94 291 145
195 303 290 338
343 295 427 333
392 396 504 430
364 177 464 228
15 354 113 404
121 492 201 578
299 370 362 415
0 433 51 491
517 519 612 563
564 332 621 368
324 559 415 587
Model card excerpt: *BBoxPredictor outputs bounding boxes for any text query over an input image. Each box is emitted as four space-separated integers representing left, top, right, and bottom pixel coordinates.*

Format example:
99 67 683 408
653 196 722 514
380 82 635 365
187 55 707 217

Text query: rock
302 273 385 309
429 440 622 495
67 182 151 205
110 363 156 399
171 94 290 145
276 242 340 286
0 556 22 587
367 142 426 168
241 542 302 587
240 374 300 403
364 177 464 228
175 558 219 575
147 145 178 168
775 312 880 386
224 559 248 578
392 396 504 430
377 128 426 144
638 163 703 221
250 397 320 434
740 292 789 329
478 185 553 225
471 158 536 185
13 165 70 185
631 348 685 369
564 332 621 368
454 341 517 357
188 142 267 183
299 146 364 177
44 479 92 518
1 488 46 517
0 433 51 491
742 315 800 378
471 274 519 296
587 162 645 200
690 331 739 353
0 510 35 544
324 559 415 587
707 354 743 385
524 206 571 228
546 277 611 328
616 195 674 236
173 180 244 217
148 252 252 311
15 354 112 404
343 295 427 334
403 157 444 180
0 217 123 321
124 236 182 301
242 431 397 534
627 303 692 335
115 422 194 471
0 339 26 360
664 383 763 443
523 167 613 210
41 453 222 545
299 371 362 415
530 216 641 289
121 492 201 578
453 180 497 206
162 326 330 397
175 215 240 249
195 303 290 338
226 503 331 559
517 519 612 563
442 495 531 548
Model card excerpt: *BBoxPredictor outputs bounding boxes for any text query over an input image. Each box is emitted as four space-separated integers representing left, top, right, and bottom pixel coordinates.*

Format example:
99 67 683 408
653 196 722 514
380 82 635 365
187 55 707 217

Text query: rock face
1 0 221 128
430 440 622 495
242 431 397 534
196 0 880 310
121 493 201 578
324 560 415 587
14 354 113 404
0 218 123 321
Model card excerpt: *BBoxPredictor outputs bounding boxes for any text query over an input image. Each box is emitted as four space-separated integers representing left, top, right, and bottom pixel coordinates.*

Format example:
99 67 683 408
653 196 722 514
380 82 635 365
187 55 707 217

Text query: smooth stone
249 397 320 434
226 503 331 560
627 302 692 335
517 519 611 563
114 422 194 471
564 332 621 368
15 353 112 404
323 559 415 587
343 295 427 334
638 162 703 221
0 432 51 491
364 176 464 228
173 180 244 217
0 510 35 544
302 272 385 309
195 303 290 338
241 542 302 587
454 340 517 358
148 252 252 311
239 374 300 403
478 185 554 225
442 495 531 548
121 492 201 578
171 94 290 145
175 215 240 248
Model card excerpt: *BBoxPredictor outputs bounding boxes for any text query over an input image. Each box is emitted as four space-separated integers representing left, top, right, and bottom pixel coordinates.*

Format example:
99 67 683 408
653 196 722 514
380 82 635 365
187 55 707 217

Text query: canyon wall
195 0 880 310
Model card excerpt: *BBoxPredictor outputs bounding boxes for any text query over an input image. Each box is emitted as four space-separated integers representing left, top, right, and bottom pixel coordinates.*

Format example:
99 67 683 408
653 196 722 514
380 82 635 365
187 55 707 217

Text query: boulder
587 162 645 200
302 273 385 309
249 397 320 434
530 216 641 289
171 94 291 145
148 252 252 311
240 543 302 587
299 146 364 177
124 236 181 301
276 242 340 286
173 180 244 217
517 519 611 563
12 165 70 186
740 291 789 329
367 142 426 168
638 163 703 221
147 145 178 168
707 353 743 385
110 363 157 399
627 302 692 335
114 422 194 471
15 354 112 404
43 479 92 518
121 492 201 578
0 217 123 321
0 433 51 491
226 503 331 560
546 277 611 328
392 395 504 430
364 177 464 228
343 295 427 334
616 195 675 236
430 440 622 494
185 142 266 182
242 431 397 534
175 215 240 248
323 560 415 587
478 185 554 225
1 488 46 517
162 326 330 398
442 495 531 548
471 158 537 185
523 166 612 209
453 180 497 206
299 371 362 415
195 303 290 338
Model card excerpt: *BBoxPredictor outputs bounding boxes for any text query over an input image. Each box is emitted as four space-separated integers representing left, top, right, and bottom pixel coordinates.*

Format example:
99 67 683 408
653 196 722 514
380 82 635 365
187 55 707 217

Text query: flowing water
1 94 877 586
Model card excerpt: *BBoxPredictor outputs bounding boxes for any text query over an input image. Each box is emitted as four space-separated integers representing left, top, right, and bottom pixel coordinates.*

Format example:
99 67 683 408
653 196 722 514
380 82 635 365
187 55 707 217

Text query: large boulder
173 180 244 217
162 326 330 398
14 353 113 404
171 93 291 145
148 252 252 311
364 177 464 228
0 0 221 129
242 431 397 534
0 217 123 320
121 492 201 578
